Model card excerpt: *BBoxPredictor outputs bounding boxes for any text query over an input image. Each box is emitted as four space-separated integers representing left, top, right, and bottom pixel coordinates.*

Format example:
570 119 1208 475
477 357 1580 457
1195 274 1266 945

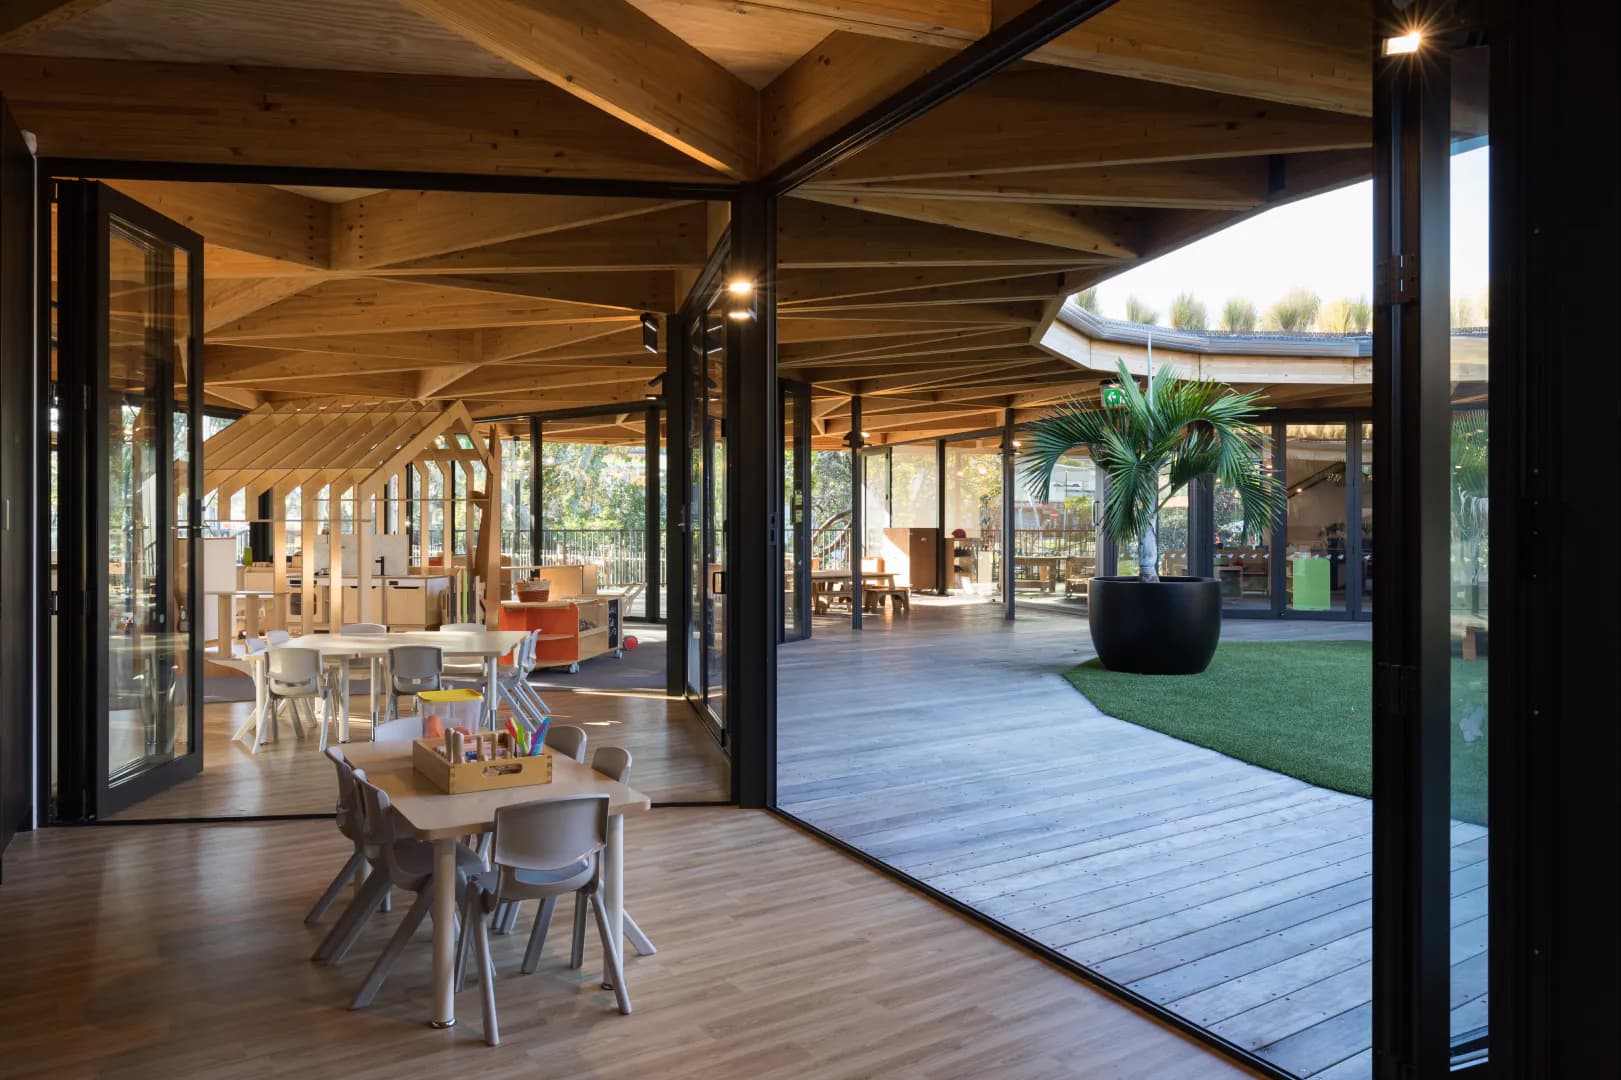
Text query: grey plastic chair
458 793 630 1036
545 724 587 763
263 647 337 751
304 747 389 921
518 747 655 959
341 623 386 634
336 623 388 723
385 645 443 725
444 628 549 727
266 629 292 646
314 771 488 1024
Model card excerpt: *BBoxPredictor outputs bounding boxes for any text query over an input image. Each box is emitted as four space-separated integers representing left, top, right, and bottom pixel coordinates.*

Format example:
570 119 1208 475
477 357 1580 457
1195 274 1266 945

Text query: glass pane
861 449 889 554
106 220 189 786
781 386 804 640
704 304 726 728
1449 44 1490 1061
1284 423 1350 612
1013 447 1095 608
1216 430 1275 610
1359 423 1374 612
943 440 1002 598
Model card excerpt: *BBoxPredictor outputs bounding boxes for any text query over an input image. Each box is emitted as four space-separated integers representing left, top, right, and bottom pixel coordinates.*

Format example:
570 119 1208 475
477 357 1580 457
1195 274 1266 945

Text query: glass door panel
1284 423 1350 612
1448 43 1490 1062
703 302 726 734
943 439 1002 598
58 182 203 818
1216 431 1275 610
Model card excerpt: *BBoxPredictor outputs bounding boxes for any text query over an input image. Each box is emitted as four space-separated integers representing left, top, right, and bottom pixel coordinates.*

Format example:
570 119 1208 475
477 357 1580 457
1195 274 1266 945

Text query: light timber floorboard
778 600 1485 1080
0 809 1252 1079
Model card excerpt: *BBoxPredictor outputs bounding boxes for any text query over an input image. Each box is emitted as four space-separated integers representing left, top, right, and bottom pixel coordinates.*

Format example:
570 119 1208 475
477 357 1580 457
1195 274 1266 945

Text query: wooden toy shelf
499 597 618 673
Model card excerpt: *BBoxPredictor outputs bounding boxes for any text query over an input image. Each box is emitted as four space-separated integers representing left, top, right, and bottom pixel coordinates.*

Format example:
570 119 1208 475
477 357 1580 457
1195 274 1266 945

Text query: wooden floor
0 809 1250 1080
778 602 1485 1080
106 632 728 820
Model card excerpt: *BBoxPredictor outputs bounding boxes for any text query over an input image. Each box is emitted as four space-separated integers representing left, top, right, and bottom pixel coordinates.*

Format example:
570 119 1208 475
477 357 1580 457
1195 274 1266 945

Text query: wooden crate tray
412 737 553 795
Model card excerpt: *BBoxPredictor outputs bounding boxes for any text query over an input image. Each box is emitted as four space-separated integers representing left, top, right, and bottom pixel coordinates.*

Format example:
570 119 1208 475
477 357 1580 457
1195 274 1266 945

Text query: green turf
1064 640 1488 825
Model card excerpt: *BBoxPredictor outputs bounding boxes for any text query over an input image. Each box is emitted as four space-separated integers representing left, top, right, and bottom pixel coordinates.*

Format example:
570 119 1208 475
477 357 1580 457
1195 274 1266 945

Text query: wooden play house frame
199 400 506 634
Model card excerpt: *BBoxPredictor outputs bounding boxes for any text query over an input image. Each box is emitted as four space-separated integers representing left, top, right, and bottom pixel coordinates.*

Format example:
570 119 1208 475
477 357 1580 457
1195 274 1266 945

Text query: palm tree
1023 359 1283 582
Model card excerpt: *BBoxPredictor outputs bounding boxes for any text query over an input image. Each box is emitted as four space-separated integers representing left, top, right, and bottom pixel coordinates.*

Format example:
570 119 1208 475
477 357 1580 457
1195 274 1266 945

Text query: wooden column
300 482 317 633
327 483 345 632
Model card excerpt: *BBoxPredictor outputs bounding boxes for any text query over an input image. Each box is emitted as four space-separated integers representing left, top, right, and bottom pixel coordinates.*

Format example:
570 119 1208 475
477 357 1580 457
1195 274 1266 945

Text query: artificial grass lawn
1065 640 1489 826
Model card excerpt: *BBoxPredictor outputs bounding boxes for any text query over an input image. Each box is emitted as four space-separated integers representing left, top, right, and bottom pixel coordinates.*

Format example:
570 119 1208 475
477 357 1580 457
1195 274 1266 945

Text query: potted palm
1023 359 1283 674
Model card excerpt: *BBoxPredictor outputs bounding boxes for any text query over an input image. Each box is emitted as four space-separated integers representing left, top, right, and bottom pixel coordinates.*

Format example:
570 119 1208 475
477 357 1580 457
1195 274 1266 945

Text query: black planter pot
1086 576 1222 675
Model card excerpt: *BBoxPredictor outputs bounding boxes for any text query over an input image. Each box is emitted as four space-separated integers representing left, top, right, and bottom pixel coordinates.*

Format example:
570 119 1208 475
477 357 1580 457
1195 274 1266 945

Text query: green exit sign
1101 384 1127 408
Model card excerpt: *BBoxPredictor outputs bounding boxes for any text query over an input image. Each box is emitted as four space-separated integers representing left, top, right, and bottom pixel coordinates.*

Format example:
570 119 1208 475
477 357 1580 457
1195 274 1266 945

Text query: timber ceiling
6 0 1377 444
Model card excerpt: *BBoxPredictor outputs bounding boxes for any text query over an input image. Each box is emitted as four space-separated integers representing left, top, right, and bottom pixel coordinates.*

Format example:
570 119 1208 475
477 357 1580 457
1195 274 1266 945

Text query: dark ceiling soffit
34 158 738 201
763 0 1122 194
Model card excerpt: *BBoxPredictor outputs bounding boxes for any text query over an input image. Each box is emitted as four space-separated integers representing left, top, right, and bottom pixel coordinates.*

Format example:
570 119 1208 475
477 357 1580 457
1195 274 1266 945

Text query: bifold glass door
684 294 727 742
55 182 203 819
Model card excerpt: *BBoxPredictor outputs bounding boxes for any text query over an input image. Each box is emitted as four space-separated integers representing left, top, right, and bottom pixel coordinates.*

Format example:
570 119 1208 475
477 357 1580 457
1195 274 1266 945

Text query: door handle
710 570 726 595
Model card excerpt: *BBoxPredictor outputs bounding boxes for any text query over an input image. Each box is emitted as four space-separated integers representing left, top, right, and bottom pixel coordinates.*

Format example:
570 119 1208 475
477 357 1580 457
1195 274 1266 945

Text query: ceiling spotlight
725 279 757 322
1381 30 1422 55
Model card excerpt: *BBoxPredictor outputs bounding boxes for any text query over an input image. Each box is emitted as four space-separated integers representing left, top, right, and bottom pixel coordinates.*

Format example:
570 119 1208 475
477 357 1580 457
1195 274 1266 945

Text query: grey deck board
779 602 1487 1079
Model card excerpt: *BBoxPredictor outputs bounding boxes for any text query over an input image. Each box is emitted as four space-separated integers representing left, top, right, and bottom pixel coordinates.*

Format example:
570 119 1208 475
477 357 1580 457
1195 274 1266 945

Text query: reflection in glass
1013 450 1096 605
1284 424 1350 612
1216 431 1274 609
1449 44 1490 1060
106 221 191 785
943 441 1002 598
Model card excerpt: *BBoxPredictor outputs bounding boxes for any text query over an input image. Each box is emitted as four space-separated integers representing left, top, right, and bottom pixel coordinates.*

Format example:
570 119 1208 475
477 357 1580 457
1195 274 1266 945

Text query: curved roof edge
1057 299 1374 358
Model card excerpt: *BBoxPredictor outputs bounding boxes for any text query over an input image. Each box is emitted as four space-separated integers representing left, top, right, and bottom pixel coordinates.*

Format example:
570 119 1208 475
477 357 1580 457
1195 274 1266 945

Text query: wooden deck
778 601 1486 1080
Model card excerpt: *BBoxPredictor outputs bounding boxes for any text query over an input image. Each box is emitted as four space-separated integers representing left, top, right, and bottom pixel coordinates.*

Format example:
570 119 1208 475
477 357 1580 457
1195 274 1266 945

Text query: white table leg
369 656 381 735
430 837 457 1028
484 655 499 730
339 661 352 743
604 814 624 988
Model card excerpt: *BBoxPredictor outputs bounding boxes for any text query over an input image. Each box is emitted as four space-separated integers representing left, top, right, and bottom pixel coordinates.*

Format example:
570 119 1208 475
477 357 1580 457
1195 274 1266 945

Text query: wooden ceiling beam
666 0 987 45
804 157 1276 208
219 330 479 364
759 31 950 174
779 200 1101 267
794 190 1140 257
819 66 1370 183
207 346 452 385
105 180 330 268
384 204 711 274
776 265 1089 305
203 276 326 334
0 0 108 49
208 279 631 341
392 271 678 314
0 55 720 182
1000 0 1370 116
330 190 691 270
480 322 642 364
396 0 758 177
777 325 1029 366
782 273 1075 313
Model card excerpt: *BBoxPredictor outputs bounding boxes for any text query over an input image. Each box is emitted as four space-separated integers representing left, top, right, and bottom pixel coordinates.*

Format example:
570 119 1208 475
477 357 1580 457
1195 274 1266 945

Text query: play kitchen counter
499 596 620 672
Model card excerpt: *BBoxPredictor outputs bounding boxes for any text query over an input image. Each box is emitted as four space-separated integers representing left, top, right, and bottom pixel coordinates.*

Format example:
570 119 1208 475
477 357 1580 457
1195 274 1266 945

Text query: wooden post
328 482 345 632
483 427 503 627
269 486 287 631
301 482 317 634
356 483 374 624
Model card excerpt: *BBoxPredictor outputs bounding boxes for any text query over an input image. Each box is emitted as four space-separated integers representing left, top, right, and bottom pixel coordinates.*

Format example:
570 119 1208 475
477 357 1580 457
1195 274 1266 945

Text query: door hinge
1376 252 1420 306
1375 661 1417 717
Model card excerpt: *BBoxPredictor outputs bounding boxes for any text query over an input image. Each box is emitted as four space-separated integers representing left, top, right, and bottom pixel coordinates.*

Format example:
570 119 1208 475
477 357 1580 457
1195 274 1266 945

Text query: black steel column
664 313 689 698
528 415 542 577
1188 475 1214 579
1371 15 1452 1078
847 396 863 629
726 185 776 809
643 402 660 622
935 437 947 594
1096 472 1116 576
1001 409 1015 620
